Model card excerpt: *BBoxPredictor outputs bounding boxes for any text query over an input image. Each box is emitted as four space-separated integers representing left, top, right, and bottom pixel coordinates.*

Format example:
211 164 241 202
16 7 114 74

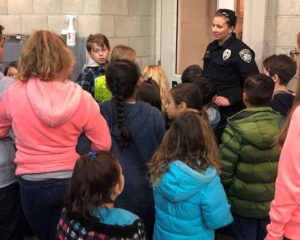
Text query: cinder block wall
264 0 300 90
0 0 156 69
263 0 278 60
264 0 300 57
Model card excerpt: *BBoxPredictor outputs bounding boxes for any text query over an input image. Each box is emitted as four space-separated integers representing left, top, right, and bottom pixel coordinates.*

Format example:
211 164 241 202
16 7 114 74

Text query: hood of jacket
227 107 284 149
156 160 217 203
26 77 82 127
83 58 105 69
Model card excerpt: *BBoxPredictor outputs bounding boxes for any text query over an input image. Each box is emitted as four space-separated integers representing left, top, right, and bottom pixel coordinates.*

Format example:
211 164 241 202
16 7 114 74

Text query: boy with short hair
76 34 112 102
181 64 203 83
263 54 297 116
220 74 284 240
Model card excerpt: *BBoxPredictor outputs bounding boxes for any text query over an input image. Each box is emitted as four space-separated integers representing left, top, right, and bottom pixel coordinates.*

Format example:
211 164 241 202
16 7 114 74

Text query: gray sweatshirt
0 74 16 188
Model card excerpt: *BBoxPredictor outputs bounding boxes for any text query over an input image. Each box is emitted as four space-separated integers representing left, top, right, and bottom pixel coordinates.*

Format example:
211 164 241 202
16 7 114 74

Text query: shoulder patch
223 49 231 60
239 49 252 63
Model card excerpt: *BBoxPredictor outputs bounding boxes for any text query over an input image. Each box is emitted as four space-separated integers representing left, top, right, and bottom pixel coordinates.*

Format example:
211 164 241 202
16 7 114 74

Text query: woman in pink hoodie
0 30 111 240
266 33 300 240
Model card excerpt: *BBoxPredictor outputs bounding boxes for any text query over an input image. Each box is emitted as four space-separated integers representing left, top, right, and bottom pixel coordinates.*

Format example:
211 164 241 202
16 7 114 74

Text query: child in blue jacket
100 59 165 239
149 111 233 240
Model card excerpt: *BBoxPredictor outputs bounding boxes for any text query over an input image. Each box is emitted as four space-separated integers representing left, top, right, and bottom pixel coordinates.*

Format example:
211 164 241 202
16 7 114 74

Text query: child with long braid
100 59 165 239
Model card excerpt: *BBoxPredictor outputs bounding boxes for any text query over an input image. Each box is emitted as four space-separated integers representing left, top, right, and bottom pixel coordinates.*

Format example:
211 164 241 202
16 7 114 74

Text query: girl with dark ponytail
105 60 139 148
100 59 165 239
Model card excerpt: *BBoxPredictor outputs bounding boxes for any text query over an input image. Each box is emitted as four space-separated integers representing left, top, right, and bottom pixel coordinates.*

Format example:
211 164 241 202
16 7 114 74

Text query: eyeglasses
289 50 300 60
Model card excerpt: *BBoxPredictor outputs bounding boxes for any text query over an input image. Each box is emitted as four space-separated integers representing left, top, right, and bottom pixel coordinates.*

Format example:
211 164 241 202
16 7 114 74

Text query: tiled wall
0 0 156 70
276 0 300 53
264 0 278 60
264 0 300 57
1 0 299 83
264 0 299 90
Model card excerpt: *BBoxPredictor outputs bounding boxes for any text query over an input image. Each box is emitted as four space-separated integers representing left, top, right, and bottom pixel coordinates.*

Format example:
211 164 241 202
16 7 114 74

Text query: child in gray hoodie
0 46 24 238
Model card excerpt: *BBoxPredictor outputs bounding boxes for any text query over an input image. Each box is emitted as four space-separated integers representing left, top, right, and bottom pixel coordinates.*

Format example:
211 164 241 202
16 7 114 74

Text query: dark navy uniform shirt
203 33 259 106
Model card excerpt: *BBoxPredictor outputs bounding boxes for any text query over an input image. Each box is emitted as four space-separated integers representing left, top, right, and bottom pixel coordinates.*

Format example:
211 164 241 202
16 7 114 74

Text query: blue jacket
57 208 146 240
153 160 233 240
100 101 165 210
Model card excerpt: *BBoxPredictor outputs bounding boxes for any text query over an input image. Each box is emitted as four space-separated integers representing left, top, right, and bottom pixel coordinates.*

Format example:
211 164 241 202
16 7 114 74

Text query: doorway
158 0 265 85
176 0 216 75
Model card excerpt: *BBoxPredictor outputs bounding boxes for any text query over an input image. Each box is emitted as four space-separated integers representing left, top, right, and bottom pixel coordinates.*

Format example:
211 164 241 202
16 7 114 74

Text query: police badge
223 49 231 60
239 49 252 63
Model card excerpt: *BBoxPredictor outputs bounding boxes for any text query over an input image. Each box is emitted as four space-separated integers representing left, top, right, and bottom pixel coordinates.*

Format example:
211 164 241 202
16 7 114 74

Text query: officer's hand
214 96 230 106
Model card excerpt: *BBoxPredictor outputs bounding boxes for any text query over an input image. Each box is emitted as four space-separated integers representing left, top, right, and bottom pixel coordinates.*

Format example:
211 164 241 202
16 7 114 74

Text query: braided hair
106 59 141 148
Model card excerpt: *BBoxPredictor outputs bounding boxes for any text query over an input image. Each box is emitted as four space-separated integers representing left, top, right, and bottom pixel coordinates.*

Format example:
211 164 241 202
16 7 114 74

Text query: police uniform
203 33 259 117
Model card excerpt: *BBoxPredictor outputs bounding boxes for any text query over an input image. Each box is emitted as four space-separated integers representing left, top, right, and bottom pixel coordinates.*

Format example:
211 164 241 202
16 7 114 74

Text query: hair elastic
87 151 97 159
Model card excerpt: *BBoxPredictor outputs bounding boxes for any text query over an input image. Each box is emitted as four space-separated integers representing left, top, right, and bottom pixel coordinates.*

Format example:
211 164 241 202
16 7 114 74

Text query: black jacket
203 33 259 105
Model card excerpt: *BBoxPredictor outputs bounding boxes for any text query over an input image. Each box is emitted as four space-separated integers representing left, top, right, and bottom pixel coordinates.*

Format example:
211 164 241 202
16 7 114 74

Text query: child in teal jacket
149 111 233 240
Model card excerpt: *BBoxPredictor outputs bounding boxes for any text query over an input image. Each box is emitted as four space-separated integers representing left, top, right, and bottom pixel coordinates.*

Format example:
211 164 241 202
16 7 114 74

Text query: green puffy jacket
220 107 284 218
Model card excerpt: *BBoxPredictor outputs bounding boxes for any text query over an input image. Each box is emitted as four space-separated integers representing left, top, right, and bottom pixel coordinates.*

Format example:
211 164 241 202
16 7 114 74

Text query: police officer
203 9 259 117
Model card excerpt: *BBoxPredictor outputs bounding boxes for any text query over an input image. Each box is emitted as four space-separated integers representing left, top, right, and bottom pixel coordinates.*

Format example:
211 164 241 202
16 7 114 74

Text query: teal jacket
153 160 233 240
220 107 284 218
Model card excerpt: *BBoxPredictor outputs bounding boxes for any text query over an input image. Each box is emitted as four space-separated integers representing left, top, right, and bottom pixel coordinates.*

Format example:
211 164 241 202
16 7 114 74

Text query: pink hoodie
0 77 111 175
266 106 300 240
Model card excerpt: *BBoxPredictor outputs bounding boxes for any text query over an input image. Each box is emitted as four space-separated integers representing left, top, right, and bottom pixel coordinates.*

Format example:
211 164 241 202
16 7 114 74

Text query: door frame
156 0 266 85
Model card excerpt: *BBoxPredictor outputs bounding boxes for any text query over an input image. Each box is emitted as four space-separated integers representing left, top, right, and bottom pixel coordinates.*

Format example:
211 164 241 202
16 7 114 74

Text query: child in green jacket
220 74 284 240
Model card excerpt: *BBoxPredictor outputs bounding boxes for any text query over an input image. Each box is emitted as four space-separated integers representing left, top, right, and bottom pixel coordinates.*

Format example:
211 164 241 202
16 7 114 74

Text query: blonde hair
277 32 300 148
148 111 220 186
142 65 170 113
110 45 136 64
18 30 75 82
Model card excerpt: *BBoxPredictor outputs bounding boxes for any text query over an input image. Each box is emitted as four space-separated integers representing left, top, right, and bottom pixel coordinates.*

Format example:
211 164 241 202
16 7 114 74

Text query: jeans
18 177 70 240
232 214 270 240
0 182 24 240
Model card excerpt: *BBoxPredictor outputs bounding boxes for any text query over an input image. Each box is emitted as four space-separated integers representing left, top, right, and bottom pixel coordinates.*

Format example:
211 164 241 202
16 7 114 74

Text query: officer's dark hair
243 74 275 106
215 9 237 28
181 64 203 83
263 54 297 86
106 59 141 148
192 75 216 106
170 83 203 111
